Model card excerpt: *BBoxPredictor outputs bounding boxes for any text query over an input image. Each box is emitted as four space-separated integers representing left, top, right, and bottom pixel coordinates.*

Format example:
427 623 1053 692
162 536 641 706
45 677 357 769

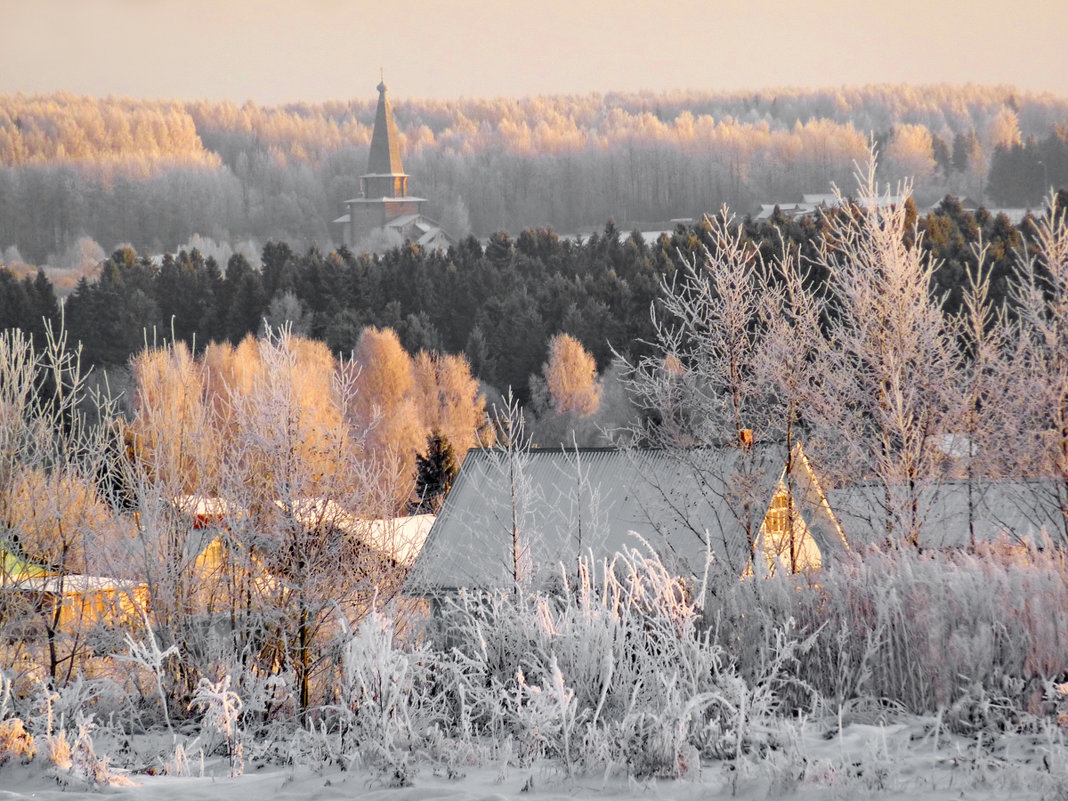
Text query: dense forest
1 85 1067 264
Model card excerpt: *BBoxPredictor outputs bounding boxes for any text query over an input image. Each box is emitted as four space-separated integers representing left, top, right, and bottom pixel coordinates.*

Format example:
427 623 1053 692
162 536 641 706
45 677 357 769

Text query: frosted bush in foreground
333 608 440 784
435 546 807 778
714 541 1068 722
190 675 244 776
119 620 179 733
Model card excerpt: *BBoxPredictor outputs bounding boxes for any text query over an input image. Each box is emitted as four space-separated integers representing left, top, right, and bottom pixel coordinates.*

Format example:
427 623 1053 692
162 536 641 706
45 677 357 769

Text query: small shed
12 573 148 628
1 550 148 630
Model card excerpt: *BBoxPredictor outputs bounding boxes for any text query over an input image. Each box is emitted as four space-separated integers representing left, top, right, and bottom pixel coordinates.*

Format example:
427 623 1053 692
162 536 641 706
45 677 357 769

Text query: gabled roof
384 213 423 229
172 495 244 528
366 80 405 177
2 549 53 580
278 497 434 567
168 494 432 566
11 573 143 595
405 444 846 594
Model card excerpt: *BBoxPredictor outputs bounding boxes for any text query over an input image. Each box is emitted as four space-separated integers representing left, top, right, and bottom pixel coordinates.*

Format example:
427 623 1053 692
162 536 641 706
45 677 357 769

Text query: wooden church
334 79 451 251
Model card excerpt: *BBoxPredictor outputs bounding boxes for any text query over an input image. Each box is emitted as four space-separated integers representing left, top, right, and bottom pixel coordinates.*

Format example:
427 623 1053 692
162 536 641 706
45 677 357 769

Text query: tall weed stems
435 547 807 777
716 541 1068 720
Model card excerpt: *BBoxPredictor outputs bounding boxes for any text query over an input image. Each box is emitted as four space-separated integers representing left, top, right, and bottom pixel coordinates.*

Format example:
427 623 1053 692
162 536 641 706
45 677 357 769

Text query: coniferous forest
1 195 1057 408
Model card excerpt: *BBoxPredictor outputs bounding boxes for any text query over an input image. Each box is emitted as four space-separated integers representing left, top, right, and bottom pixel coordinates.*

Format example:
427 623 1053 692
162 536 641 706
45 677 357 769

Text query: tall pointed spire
367 77 404 176
336 77 444 251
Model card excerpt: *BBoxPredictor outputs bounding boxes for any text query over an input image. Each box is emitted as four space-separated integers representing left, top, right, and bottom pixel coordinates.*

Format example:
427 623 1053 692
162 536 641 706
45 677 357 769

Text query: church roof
366 80 405 176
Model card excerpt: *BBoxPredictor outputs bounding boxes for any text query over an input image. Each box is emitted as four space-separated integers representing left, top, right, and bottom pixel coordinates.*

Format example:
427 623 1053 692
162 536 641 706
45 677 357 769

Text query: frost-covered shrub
510 656 582 773
189 674 244 776
334 608 440 781
119 622 179 731
434 547 806 778
715 543 1068 719
0 718 36 765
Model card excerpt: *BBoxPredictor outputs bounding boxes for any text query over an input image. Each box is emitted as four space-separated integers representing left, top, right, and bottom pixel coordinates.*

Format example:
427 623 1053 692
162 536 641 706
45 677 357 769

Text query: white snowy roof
384 213 422 228
8 573 145 595
276 498 434 566
172 495 245 526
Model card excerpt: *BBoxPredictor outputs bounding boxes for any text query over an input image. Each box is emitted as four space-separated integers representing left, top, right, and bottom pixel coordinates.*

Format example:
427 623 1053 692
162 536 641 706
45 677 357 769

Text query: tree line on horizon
1 85 1067 264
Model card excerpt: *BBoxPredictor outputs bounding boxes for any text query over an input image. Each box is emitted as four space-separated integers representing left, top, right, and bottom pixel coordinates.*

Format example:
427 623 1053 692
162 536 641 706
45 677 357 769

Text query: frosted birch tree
530 333 604 447
1009 194 1068 542
618 209 815 570
122 327 406 716
624 207 768 449
752 237 829 570
810 158 958 546
217 326 401 717
946 237 1029 545
126 340 220 681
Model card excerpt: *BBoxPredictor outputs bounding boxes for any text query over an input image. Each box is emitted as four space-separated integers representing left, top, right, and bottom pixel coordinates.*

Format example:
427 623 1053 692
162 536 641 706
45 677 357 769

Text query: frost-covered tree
1009 194 1068 541
216 326 401 716
129 341 216 494
541 333 602 418
348 326 423 496
618 209 819 568
410 349 490 458
943 237 1030 544
622 207 769 448
123 327 407 715
530 333 606 447
0 326 123 682
488 391 537 594
810 158 959 545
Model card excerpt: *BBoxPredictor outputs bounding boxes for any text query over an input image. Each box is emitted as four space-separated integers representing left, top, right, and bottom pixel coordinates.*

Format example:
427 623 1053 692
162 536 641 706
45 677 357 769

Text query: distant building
334 80 451 251
752 192 904 222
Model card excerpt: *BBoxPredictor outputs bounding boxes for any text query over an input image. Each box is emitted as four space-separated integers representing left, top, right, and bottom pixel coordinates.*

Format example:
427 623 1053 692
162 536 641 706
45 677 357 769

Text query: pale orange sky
0 0 1064 104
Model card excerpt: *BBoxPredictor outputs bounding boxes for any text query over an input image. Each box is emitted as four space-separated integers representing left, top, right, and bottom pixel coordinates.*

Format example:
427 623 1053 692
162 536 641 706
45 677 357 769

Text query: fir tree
411 431 458 514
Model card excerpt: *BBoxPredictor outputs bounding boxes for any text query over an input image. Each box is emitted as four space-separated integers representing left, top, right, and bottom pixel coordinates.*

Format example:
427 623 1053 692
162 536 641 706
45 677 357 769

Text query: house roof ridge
462 440 793 456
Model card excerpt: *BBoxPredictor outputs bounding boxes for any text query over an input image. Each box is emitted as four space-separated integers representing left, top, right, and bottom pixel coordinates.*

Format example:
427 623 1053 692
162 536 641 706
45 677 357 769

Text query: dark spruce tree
410 431 459 514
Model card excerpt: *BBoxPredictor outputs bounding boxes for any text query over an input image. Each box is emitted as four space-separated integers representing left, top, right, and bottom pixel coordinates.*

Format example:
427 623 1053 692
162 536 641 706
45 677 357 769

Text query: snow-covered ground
3 715 1067 801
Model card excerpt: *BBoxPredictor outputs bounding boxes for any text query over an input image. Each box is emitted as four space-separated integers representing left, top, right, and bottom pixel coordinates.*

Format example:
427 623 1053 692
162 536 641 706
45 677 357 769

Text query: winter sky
1 0 1065 104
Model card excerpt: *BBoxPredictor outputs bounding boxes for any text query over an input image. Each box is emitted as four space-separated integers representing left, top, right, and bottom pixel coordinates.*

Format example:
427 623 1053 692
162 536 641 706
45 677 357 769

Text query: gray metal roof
827 479 1068 548
405 445 846 594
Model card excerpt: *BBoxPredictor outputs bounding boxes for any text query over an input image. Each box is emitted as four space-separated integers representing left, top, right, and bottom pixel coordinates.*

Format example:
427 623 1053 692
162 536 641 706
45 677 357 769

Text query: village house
404 442 847 599
172 494 434 614
1 547 147 630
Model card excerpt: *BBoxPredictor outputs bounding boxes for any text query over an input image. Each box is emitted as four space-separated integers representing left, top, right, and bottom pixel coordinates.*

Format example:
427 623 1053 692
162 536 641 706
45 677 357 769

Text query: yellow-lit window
765 491 791 536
